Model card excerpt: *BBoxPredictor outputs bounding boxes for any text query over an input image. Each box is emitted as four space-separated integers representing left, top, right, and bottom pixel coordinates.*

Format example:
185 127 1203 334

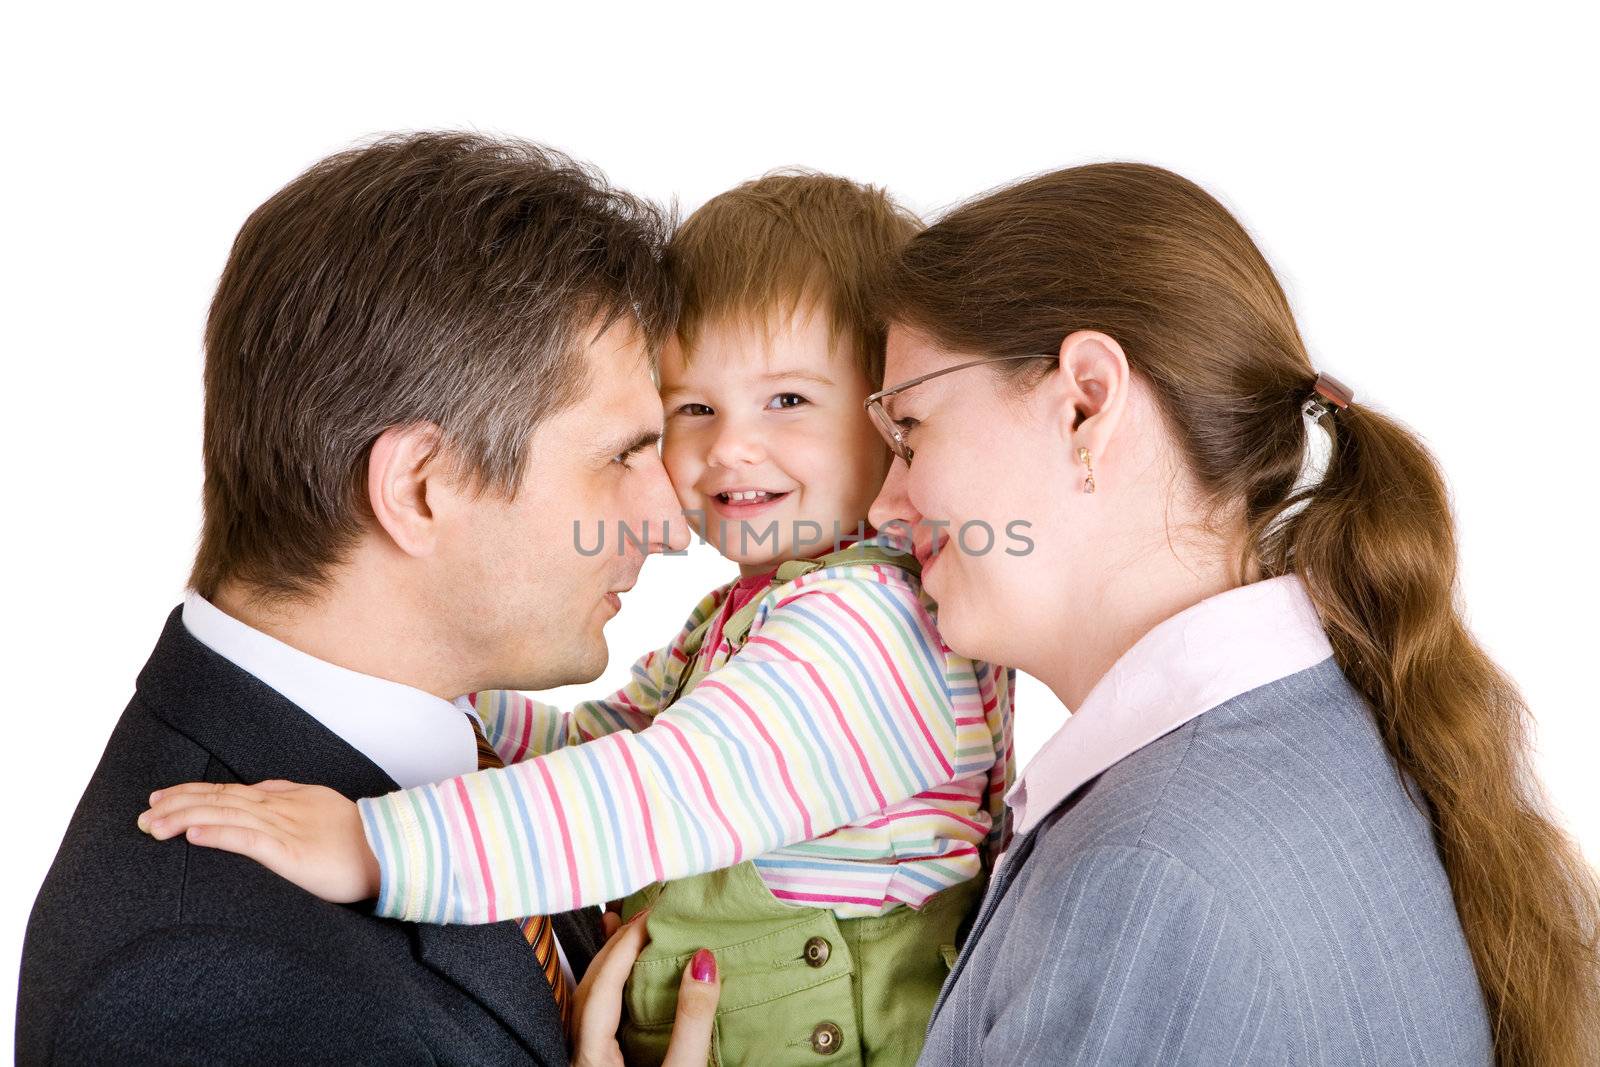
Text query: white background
4 2 1596 1051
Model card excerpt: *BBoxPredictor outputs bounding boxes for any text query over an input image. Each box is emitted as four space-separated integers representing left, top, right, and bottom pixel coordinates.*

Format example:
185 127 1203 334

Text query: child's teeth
726 490 773 502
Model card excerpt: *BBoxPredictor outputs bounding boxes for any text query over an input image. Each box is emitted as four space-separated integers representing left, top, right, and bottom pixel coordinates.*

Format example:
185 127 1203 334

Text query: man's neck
212 574 466 701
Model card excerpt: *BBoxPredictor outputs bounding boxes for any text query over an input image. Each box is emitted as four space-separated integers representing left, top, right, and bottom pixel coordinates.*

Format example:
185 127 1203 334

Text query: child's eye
767 393 809 411
676 402 714 417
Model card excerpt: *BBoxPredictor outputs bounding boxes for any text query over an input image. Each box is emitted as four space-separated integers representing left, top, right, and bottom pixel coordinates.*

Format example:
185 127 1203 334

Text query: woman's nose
869 457 918 531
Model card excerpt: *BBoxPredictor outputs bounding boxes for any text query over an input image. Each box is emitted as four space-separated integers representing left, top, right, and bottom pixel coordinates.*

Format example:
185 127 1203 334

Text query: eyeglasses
864 354 1055 464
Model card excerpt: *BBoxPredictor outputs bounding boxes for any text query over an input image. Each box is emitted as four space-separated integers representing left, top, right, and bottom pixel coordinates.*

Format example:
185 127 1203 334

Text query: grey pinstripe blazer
920 657 1492 1065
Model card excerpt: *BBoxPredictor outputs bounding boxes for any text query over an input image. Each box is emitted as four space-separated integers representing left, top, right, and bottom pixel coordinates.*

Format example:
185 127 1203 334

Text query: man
17 132 712 1065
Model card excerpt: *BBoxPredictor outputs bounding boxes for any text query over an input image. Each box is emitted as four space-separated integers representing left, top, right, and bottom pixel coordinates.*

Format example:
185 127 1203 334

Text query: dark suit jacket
17 607 603 1066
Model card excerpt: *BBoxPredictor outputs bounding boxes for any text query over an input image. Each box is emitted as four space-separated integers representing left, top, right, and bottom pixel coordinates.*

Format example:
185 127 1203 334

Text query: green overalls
616 543 986 1067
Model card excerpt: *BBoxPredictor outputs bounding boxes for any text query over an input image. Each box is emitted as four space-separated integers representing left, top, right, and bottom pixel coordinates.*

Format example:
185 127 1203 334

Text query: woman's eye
895 416 920 438
767 393 809 411
677 402 714 417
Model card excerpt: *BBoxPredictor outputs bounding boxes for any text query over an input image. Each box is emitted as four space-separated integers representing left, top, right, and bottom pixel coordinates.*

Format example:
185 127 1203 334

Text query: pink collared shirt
1006 575 1334 837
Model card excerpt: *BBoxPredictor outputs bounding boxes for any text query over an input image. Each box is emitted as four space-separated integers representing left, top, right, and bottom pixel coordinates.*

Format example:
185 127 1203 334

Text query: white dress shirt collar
1006 575 1335 837
181 591 478 790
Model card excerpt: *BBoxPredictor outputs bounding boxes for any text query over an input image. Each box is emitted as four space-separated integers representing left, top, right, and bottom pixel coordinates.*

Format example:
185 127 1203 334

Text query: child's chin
729 551 788 572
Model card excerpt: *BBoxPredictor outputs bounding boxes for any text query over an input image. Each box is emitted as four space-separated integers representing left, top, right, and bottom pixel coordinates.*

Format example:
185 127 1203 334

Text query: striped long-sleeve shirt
359 547 1015 923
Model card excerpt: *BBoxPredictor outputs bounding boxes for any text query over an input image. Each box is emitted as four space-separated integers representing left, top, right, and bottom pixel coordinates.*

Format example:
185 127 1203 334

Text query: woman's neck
1037 531 1245 711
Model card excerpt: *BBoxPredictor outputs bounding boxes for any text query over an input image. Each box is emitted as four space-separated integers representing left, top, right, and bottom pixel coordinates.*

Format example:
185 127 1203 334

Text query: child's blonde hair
668 171 922 385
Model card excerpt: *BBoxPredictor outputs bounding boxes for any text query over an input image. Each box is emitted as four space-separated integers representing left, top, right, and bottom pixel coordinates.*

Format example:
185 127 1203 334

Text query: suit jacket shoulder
18 608 581 1066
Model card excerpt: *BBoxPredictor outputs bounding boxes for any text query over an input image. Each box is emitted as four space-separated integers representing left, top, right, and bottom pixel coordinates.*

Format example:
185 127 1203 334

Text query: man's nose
640 455 691 554
705 416 765 469
869 457 918 532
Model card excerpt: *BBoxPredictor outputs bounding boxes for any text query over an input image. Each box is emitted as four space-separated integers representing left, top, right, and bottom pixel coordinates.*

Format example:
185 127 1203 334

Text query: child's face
660 308 893 576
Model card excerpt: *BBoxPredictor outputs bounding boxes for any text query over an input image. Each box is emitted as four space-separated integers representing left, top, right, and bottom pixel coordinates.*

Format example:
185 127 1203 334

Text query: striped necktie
469 716 572 1031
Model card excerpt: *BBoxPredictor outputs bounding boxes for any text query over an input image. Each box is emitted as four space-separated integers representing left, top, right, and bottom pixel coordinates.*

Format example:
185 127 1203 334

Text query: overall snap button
810 1021 843 1055
803 935 832 968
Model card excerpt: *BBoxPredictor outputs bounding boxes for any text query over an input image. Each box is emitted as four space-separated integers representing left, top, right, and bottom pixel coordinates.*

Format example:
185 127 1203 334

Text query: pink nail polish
690 948 716 983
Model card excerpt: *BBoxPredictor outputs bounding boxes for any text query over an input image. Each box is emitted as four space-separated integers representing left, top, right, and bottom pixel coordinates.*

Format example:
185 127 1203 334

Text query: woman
844 162 1600 1064
576 161 1598 1065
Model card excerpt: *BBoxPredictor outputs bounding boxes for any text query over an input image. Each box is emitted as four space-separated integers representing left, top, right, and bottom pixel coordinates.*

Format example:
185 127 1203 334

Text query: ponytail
1272 402 1600 1066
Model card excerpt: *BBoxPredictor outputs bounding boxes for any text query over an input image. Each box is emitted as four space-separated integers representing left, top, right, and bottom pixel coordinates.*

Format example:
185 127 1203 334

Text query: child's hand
138 780 380 904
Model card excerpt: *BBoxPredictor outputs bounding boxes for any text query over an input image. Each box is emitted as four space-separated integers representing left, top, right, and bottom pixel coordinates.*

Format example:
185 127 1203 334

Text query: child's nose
705 418 765 469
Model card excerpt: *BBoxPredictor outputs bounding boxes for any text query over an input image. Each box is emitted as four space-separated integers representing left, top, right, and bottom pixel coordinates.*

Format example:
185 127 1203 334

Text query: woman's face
868 326 1087 673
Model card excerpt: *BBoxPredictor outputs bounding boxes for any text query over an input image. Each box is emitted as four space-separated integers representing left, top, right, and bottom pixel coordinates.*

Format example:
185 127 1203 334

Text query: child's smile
660 306 892 577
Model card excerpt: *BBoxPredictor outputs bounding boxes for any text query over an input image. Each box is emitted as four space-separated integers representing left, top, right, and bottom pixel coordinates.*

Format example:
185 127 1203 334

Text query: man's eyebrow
601 428 662 458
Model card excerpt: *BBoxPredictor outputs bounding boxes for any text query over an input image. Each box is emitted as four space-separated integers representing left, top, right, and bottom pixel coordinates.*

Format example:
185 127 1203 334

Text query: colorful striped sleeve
357 568 959 924
470 588 726 763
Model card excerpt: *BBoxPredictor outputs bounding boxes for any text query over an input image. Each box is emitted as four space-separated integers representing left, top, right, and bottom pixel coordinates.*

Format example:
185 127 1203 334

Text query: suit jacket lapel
930 776 1101 1025
138 608 402 800
551 907 604 978
931 825 1041 1022
137 608 569 1062
412 922 567 1064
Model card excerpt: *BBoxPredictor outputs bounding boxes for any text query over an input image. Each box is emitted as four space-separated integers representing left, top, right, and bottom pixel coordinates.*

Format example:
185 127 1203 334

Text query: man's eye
895 416 920 437
767 393 808 410
677 402 714 417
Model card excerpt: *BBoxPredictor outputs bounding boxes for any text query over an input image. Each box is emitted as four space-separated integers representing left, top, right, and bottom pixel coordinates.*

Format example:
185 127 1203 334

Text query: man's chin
552 643 608 688
495 633 608 692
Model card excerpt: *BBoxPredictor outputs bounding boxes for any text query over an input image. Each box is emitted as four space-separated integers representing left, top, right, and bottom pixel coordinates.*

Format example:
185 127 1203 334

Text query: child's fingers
183 823 288 871
662 949 720 1067
139 802 282 841
600 910 623 941
139 792 290 836
148 781 272 807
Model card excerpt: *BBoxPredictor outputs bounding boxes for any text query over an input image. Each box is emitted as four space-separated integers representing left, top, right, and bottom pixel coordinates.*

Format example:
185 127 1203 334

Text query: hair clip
1302 372 1354 423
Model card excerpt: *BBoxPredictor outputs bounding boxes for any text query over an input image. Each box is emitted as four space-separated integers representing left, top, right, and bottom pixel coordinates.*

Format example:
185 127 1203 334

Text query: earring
1077 447 1096 495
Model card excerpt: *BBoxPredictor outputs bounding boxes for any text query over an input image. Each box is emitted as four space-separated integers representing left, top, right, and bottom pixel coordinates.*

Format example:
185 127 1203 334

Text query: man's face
434 320 685 692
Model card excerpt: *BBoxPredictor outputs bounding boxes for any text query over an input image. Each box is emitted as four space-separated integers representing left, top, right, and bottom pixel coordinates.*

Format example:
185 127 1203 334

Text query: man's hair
667 171 921 385
190 132 677 601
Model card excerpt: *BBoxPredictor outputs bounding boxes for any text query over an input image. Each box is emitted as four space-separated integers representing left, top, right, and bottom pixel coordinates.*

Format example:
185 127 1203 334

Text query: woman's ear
1041 330 1130 457
366 423 447 558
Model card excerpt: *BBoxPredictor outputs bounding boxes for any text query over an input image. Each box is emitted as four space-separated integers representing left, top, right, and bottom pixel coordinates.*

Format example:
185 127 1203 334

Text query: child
147 172 1015 1066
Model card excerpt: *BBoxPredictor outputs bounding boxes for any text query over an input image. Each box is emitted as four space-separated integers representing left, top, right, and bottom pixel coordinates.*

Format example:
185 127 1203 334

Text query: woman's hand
137 780 380 904
573 912 721 1067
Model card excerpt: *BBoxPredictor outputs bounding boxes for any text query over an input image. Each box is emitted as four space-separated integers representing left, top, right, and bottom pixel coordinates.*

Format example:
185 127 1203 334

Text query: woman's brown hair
877 162 1599 1065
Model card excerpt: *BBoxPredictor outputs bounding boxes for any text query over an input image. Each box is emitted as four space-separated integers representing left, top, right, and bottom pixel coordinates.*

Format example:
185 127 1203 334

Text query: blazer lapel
930 776 1100 1025
551 907 605 979
136 608 570 1062
931 825 1041 1022
413 922 566 1065
137 607 400 801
